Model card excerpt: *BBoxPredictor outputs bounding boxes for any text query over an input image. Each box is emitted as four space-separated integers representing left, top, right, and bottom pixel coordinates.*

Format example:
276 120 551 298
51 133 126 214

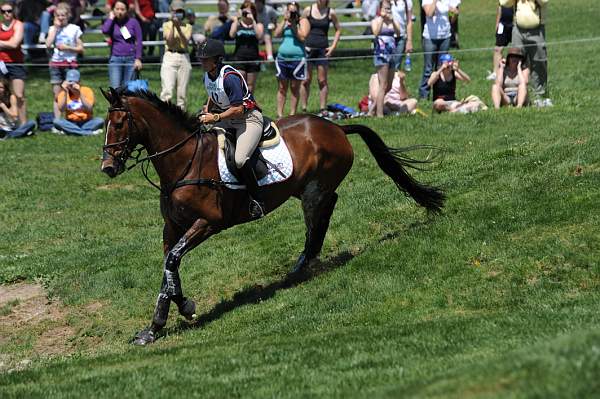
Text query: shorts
374 52 395 68
275 57 307 81
495 25 512 47
233 55 261 73
506 91 518 105
49 65 77 84
1 64 26 80
306 47 328 66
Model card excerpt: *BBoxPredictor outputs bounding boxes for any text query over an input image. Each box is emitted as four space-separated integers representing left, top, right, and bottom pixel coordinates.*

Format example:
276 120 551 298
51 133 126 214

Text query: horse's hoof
132 328 155 346
292 253 308 274
177 298 196 321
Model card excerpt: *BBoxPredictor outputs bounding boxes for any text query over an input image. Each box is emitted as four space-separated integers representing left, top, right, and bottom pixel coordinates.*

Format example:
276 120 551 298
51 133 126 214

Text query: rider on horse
197 39 266 219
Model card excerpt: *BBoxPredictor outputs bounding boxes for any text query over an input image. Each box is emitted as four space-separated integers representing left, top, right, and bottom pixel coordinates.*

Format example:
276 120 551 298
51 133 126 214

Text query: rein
104 103 225 197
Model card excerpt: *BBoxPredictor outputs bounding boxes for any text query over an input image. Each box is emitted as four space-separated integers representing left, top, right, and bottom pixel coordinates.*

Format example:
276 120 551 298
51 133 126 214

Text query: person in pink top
0 1 26 124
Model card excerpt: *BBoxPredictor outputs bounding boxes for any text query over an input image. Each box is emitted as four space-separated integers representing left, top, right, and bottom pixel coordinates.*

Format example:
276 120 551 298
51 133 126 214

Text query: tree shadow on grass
166 250 356 337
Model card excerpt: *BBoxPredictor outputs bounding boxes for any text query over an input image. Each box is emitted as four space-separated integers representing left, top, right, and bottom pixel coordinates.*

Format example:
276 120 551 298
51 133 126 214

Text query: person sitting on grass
368 70 418 116
491 47 529 109
53 69 104 136
428 53 486 113
0 78 35 139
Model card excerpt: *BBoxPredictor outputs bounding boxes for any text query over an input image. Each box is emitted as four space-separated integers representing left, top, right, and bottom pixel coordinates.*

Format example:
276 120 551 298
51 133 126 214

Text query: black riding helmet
197 39 226 60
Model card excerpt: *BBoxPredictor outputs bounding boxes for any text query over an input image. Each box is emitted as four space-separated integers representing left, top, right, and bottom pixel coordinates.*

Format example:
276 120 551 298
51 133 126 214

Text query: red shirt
136 0 155 20
0 20 24 63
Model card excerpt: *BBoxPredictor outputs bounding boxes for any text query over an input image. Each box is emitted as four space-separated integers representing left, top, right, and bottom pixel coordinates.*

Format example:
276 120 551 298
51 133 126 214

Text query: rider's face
201 57 217 72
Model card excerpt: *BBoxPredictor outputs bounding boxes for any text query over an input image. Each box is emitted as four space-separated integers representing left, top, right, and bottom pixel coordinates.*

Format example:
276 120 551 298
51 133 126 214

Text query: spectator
361 0 379 22
105 0 134 15
370 0 401 118
160 0 192 109
15 0 46 59
204 0 232 41
0 78 35 139
499 0 550 106
488 2 514 81
418 0 455 99
491 47 529 108
300 0 341 115
186 8 206 45
229 0 263 93
390 0 414 72
255 0 277 61
45 3 84 118
449 0 460 49
428 53 485 113
134 0 158 56
0 1 27 125
102 0 143 89
53 69 104 136
368 70 418 116
273 1 310 118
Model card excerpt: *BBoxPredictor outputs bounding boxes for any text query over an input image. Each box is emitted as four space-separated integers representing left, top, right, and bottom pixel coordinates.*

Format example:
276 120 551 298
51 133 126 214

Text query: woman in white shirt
45 2 84 117
418 0 457 99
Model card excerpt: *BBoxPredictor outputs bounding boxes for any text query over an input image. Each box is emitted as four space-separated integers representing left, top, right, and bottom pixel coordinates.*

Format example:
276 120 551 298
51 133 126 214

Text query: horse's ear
100 87 111 103
108 87 123 107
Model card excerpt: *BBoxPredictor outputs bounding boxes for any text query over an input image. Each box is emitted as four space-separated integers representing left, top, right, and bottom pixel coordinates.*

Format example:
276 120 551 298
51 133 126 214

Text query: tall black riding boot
239 162 266 219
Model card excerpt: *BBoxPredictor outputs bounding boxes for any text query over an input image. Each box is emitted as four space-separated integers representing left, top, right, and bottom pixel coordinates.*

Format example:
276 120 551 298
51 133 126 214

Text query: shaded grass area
1 0 600 397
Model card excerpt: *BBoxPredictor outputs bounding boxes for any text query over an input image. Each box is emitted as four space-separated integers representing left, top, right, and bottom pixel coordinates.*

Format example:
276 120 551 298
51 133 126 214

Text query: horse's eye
114 121 124 129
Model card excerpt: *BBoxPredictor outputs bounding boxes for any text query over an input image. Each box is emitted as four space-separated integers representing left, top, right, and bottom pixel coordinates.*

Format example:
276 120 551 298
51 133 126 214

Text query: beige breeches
216 109 263 168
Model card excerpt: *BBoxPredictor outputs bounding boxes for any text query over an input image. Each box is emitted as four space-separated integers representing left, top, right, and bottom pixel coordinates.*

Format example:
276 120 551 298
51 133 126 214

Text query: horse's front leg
133 218 216 346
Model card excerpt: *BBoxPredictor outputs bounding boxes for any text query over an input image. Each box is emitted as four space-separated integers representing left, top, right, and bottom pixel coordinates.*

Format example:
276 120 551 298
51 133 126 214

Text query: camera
289 10 299 21
175 12 184 19
242 10 249 17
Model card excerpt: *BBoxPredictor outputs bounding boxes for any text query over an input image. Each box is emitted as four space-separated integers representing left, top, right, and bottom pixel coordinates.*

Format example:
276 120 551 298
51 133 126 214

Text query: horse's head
100 87 139 178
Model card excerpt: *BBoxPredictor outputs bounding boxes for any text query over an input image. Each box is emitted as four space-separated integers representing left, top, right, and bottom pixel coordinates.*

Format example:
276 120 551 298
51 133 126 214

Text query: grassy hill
1 1 599 397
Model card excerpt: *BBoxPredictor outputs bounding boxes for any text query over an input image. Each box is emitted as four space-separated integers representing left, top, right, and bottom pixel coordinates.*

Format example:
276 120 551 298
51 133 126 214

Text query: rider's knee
235 155 249 170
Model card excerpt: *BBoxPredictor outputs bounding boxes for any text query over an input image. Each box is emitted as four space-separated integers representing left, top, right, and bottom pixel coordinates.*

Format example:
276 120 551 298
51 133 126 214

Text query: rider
197 39 266 219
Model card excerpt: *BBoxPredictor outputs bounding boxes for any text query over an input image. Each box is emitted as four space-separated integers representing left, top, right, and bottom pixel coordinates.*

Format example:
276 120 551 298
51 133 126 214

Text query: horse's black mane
117 88 201 132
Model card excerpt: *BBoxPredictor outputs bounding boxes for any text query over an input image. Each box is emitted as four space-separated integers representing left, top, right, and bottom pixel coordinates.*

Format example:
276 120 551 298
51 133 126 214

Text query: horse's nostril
101 165 117 178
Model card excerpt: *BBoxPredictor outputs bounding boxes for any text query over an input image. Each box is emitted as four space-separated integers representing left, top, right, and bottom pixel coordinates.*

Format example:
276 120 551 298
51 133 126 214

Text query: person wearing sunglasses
0 2 27 125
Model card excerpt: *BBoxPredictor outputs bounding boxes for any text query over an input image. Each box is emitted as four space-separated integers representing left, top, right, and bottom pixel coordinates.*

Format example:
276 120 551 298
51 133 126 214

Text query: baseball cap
439 53 453 63
66 69 80 82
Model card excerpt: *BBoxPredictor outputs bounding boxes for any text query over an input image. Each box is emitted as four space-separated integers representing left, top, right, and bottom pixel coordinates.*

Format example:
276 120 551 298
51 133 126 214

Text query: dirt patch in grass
0 282 75 369
96 183 137 191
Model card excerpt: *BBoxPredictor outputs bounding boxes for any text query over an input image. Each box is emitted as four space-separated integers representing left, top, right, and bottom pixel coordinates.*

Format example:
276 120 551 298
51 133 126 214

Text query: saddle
216 116 282 181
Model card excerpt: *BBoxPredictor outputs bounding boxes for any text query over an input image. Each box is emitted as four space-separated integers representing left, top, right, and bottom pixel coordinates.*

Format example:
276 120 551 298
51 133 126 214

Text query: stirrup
249 198 265 219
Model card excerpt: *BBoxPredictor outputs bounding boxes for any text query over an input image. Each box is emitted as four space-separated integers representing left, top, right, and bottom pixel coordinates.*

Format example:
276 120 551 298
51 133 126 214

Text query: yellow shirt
57 86 94 123
162 21 192 52
499 0 548 28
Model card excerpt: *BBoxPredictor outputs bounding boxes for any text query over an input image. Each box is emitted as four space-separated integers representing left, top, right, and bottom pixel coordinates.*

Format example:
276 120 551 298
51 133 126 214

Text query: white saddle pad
218 136 294 190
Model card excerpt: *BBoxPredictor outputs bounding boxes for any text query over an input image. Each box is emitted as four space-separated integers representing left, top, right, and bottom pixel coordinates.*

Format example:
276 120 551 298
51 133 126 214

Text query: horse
100 88 445 345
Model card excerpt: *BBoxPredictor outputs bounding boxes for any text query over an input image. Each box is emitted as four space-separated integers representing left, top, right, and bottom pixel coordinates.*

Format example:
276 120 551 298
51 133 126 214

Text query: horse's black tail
341 124 445 214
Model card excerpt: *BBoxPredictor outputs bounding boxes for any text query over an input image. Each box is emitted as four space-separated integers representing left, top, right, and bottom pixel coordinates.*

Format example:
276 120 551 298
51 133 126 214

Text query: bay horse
100 88 445 345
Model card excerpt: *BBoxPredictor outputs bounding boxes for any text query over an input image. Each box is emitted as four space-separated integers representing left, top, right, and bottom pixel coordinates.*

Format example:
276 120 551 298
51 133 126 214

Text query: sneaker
92 129 103 135
543 98 553 107
486 71 496 81
51 127 64 135
38 33 46 44
533 99 545 108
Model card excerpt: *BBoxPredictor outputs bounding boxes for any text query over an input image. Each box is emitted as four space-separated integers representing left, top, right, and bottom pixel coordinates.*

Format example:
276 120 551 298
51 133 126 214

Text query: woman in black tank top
427 54 485 114
300 0 341 114
229 0 264 92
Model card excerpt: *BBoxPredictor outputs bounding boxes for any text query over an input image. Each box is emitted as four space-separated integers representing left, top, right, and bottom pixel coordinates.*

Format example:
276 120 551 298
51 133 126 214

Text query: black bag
36 112 54 131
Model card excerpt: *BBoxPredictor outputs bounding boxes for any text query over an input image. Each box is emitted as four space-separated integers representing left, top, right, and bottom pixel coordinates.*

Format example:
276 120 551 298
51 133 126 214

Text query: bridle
103 100 224 197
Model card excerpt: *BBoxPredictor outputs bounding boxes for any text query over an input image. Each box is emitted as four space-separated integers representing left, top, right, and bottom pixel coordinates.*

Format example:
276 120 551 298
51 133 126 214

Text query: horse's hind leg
293 184 338 273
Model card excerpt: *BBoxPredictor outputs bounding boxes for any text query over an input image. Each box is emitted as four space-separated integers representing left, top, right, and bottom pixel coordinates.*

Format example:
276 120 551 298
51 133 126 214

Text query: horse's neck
143 118 199 186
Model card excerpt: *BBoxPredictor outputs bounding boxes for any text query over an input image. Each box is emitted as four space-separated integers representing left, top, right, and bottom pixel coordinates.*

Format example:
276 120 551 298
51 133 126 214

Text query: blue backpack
36 112 54 131
126 71 149 92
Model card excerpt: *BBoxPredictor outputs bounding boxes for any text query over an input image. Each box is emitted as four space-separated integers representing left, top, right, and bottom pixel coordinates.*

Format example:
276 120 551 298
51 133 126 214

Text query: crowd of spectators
0 0 553 140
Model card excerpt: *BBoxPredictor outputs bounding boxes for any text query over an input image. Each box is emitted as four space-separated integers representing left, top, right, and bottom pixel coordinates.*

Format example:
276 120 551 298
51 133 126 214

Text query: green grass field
1 1 599 397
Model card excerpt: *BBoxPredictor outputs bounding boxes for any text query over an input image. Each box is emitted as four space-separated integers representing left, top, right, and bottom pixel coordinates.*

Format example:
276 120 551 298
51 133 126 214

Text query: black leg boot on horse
239 162 266 219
